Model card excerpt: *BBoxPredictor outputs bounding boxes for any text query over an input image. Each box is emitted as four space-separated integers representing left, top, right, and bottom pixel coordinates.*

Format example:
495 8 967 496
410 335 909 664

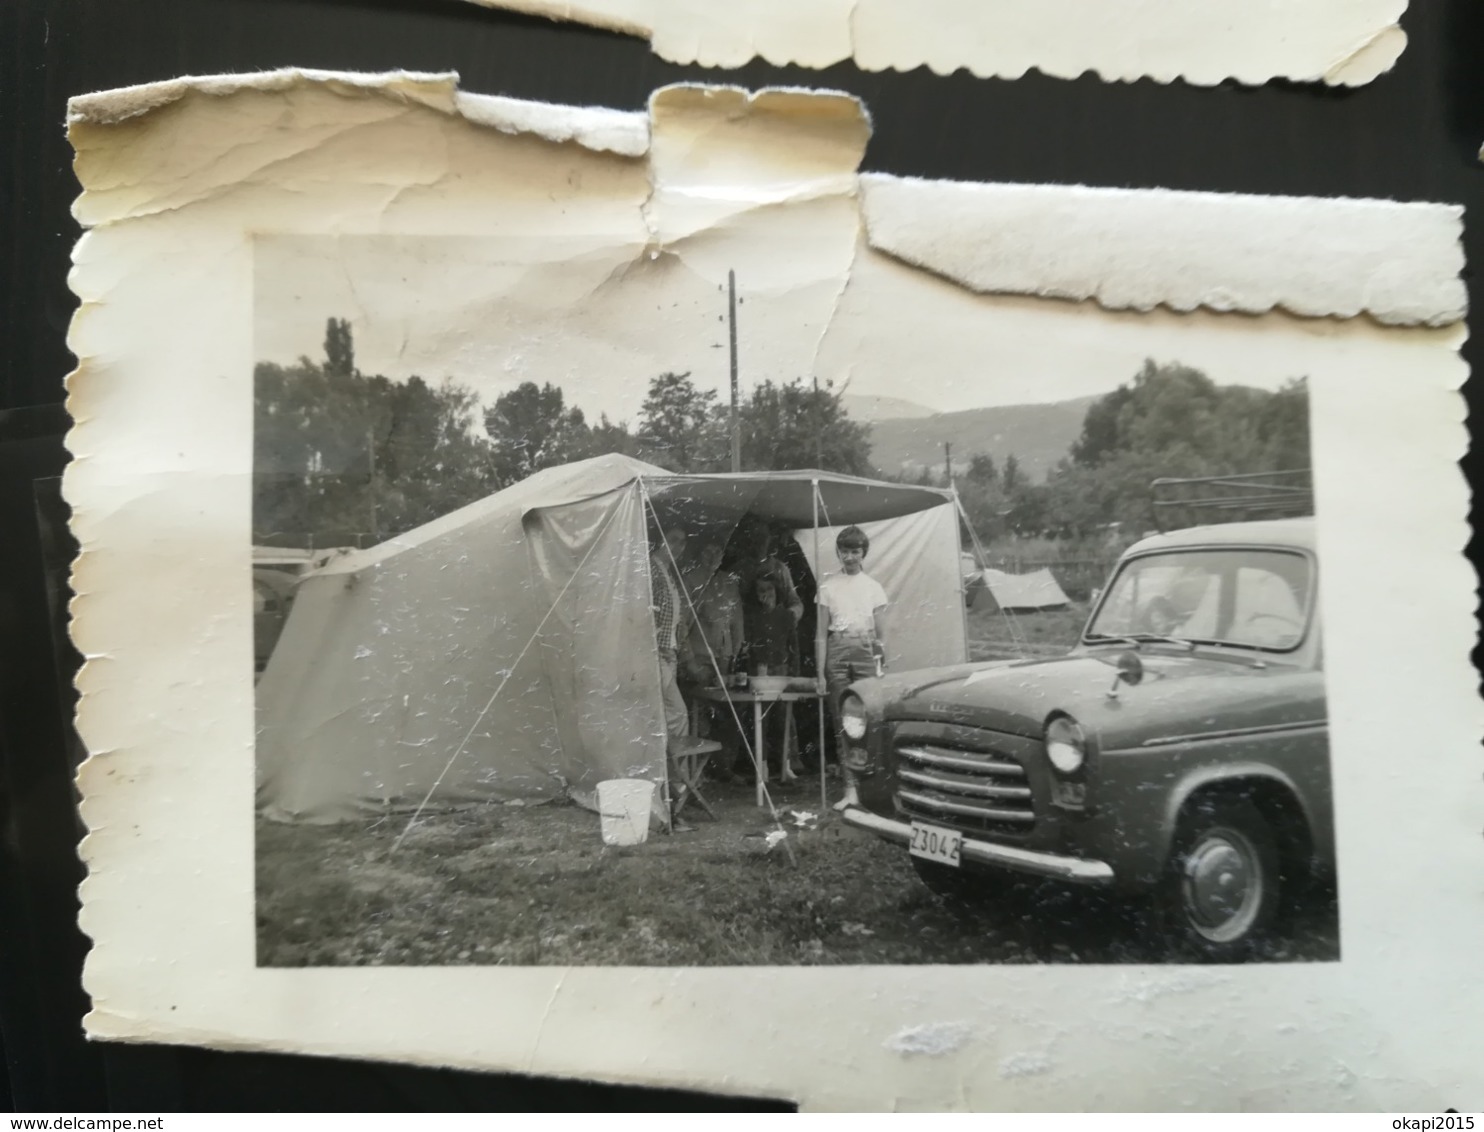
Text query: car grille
894 741 1036 834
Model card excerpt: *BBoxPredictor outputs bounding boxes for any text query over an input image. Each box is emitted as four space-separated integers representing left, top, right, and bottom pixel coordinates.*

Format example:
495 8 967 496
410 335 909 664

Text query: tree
255 318 496 548
581 413 644 462
324 317 355 378
1068 382 1133 467
1001 453 1026 494
738 378 872 475
372 376 495 534
1255 379 1312 470
1037 362 1313 538
966 453 998 488
484 381 591 486
1005 482 1050 538
636 372 725 472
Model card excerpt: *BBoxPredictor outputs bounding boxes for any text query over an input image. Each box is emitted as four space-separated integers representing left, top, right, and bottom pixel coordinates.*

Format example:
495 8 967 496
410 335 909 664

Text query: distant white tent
973 567 1071 612
256 453 967 823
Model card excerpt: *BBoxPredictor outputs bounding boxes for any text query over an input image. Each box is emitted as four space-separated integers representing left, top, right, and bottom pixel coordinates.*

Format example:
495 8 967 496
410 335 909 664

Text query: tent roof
308 457 954 578
641 469 954 527
312 453 670 575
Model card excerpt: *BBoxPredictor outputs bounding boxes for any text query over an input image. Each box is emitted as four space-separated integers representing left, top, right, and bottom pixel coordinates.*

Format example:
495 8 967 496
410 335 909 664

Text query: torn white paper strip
460 0 1408 86
67 72 1480 1111
861 174 1467 327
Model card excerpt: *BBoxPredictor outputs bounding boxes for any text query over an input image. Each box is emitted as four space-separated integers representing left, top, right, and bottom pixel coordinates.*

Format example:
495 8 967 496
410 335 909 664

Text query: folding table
694 686 824 809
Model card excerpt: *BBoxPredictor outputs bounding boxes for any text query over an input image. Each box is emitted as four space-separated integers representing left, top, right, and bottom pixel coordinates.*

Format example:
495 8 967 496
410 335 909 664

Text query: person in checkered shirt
649 522 691 741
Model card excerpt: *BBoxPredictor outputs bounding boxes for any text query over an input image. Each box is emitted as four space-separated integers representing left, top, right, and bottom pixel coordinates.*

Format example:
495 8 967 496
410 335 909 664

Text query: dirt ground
257 769 1337 968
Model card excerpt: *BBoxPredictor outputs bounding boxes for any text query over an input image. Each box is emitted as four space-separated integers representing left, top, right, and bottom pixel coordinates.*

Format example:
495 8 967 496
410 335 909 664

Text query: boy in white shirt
815 526 888 810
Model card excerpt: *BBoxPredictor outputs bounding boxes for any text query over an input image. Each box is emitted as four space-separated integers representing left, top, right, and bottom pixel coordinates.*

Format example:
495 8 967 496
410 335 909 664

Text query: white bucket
597 779 655 847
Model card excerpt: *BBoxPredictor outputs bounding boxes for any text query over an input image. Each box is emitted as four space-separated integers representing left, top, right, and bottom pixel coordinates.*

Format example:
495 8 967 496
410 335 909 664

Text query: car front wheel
1159 797 1281 962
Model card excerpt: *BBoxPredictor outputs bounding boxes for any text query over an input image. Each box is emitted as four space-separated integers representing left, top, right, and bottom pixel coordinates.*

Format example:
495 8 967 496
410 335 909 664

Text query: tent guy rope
641 480 799 865
390 499 626 852
953 486 1028 656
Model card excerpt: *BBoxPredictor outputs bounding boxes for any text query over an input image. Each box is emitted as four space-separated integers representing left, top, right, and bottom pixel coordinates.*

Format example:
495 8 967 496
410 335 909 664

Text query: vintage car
840 516 1332 961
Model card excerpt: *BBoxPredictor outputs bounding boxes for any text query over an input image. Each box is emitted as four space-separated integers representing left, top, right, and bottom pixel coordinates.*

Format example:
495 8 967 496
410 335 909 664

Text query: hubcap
1180 828 1264 943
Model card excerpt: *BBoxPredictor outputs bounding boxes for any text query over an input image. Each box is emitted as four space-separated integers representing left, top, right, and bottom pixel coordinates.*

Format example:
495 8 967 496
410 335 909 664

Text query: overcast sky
255 235 1308 424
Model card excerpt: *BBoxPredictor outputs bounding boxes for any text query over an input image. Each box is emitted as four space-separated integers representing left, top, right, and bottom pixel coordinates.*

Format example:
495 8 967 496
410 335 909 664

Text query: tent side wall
522 484 668 808
257 490 570 823
799 503 968 672
255 458 962 824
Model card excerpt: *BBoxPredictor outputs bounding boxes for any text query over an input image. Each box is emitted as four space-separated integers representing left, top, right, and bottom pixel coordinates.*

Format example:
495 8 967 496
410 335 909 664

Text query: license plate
909 822 962 867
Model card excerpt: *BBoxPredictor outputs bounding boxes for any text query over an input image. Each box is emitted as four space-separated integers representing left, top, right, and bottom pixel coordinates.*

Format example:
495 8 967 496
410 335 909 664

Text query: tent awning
640 470 954 527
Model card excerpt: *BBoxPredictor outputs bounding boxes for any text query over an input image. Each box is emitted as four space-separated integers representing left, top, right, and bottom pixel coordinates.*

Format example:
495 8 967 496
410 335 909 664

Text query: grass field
256 779 1086 968
966 600 1090 660
257 770 1335 967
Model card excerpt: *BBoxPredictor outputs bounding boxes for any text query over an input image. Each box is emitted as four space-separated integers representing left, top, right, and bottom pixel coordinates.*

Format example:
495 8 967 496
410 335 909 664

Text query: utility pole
728 269 741 473
367 423 380 545
813 375 823 468
944 441 953 485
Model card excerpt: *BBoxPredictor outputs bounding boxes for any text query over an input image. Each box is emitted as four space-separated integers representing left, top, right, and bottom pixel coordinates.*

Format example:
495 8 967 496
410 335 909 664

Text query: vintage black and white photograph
251 229 1335 969
55 67 1479 1106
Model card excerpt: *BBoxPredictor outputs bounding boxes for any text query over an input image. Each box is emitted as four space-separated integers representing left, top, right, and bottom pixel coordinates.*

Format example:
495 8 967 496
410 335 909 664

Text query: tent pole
950 484 972 666
638 479 675 834
814 478 827 816
644 480 785 836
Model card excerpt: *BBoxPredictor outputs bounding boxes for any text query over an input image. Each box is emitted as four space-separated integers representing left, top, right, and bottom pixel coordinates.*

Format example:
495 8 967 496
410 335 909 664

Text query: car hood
883 649 1316 749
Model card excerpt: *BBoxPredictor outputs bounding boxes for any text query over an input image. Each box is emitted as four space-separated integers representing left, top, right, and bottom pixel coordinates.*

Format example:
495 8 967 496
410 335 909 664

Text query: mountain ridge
862 394 1101 483
838 393 938 422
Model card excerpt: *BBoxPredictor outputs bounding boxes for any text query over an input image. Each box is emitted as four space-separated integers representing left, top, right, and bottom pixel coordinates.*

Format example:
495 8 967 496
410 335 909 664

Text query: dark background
2 0 1480 1112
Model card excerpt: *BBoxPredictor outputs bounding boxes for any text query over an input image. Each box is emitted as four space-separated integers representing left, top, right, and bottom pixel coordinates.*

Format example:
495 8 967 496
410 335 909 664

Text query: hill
839 393 938 422
865 395 1100 483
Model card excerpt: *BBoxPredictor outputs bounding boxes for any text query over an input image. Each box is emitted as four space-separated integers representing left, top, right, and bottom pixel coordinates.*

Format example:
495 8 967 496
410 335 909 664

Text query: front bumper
841 806 1116 886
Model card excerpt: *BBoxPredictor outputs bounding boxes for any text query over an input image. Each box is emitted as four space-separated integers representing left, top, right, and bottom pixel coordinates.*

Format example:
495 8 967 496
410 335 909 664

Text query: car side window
1229 565 1306 648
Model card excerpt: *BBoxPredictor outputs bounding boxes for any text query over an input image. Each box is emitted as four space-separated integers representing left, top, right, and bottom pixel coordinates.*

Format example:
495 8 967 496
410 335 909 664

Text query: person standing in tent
737 519 804 632
770 521 822 767
816 525 888 811
679 537 745 682
770 523 817 671
679 536 746 784
741 572 803 783
649 522 692 744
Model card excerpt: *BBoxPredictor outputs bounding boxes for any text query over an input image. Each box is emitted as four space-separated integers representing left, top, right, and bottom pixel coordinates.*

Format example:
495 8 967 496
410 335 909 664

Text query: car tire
1159 797 1282 962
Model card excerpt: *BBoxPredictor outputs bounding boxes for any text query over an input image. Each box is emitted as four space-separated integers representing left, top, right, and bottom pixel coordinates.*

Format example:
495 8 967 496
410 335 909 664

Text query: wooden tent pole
950 483 972 666
814 478 827 815
638 479 676 834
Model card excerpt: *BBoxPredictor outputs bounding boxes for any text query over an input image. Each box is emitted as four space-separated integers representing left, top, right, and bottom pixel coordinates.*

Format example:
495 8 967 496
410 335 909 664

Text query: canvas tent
971 566 1071 612
256 453 966 823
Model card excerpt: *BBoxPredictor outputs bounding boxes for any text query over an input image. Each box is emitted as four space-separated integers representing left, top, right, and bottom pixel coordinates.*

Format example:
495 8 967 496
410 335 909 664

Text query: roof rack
1150 469 1313 531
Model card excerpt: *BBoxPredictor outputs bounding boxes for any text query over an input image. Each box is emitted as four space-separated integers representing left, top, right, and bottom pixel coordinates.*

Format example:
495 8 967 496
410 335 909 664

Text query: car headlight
841 693 868 740
1044 715 1087 775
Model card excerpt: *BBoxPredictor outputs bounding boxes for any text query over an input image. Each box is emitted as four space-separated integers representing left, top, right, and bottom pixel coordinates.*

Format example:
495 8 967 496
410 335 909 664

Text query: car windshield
1085 547 1313 652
